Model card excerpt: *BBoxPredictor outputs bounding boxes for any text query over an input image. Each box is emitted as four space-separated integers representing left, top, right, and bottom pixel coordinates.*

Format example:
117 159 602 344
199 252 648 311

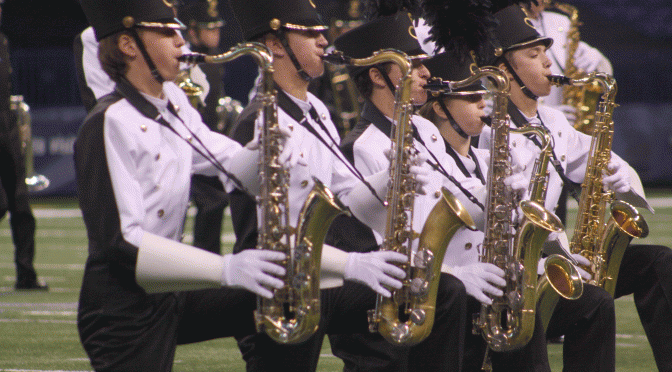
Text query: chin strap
437 98 470 139
276 29 311 81
502 58 538 101
377 65 398 95
130 28 165 84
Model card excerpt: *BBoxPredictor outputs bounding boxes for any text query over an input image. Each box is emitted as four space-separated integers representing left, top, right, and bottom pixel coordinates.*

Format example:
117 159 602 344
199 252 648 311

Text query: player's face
196 28 221 49
286 30 329 78
387 59 430 105
140 27 186 82
509 43 553 97
443 94 487 137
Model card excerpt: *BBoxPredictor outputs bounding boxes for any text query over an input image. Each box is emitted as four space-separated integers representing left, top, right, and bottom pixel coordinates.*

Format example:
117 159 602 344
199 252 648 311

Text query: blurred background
2 0 671 197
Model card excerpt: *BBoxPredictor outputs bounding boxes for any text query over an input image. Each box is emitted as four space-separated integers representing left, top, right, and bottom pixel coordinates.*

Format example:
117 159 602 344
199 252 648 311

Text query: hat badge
269 18 281 31
123 16 135 28
407 13 418 40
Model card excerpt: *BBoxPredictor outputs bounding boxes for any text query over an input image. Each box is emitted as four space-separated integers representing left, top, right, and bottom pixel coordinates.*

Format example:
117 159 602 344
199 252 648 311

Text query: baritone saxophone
323 49 476 345
548 73 649 297
180 43 350 344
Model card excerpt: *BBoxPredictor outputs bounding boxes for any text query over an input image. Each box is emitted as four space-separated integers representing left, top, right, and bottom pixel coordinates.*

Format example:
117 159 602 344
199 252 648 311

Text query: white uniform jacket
478 104 652 216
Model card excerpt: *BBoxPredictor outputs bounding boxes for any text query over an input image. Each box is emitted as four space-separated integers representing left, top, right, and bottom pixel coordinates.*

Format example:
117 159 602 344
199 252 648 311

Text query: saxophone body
548 1 603 134
471 67 564 353
549 73 649 297
324 50 476 345
180 43 349 344
11 95 49 192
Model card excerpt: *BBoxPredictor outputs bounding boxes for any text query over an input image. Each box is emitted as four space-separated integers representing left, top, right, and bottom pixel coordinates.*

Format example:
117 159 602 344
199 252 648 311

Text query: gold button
157 209 165 218
561 155 566 161
288 124 294 131
434 191 440 198
465 242 472 250
300 180 309 188
431 134 437 142
558 131 562 137
155 153 160 161
141 124 147 132
512 141 516 147
300 152 304 158
558 27 564 32
174 105 180 112
187 136 193 142
321 113 327 120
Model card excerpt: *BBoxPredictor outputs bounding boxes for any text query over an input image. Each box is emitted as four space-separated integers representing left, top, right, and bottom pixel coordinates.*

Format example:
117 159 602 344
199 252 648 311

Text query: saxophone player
226 1 460 370
480 5 672 372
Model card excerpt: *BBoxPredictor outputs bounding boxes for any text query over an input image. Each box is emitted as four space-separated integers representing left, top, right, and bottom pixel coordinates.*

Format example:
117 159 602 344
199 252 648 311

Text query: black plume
490 0 539 13
422 0 498 63
363 0 422 20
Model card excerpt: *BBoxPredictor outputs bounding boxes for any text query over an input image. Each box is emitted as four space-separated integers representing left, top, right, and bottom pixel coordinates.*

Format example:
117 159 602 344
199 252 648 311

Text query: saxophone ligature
464 66 565 356
324 49 476 345
180 43 350 344
548 73 649 297
12 95 49 192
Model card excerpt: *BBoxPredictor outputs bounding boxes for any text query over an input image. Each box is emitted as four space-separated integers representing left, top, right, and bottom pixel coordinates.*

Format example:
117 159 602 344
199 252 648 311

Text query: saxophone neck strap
443 142 486 185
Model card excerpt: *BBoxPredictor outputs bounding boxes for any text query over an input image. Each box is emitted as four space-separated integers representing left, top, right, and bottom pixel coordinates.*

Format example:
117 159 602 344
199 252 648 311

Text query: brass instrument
470 67 564 355
12 95 49 192
324 49 476 345
549 73 649 297
180 43 349 344
175 69 204 109
547 1 603 134
215 96 244 135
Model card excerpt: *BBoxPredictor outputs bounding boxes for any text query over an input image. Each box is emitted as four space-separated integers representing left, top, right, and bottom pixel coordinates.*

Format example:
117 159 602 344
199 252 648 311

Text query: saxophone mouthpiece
178 53 207 65
547 74 572 86
322 51 351 65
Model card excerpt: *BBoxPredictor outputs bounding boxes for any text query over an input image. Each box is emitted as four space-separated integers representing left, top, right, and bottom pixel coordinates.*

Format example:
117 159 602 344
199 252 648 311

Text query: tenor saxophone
180 43 349 344
549 73 649 297
11 96 49 192
470 66 564 354
323 49 476 345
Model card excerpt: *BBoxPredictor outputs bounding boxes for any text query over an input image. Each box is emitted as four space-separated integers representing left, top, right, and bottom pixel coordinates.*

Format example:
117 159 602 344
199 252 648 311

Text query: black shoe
15 280 49 291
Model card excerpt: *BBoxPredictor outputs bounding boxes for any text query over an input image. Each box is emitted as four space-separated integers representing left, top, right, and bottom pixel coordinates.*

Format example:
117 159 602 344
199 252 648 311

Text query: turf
0 192 670 371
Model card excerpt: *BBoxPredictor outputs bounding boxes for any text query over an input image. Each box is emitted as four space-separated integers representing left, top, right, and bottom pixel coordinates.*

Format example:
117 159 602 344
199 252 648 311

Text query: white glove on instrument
602 160 631 193
574 42 608 73
383 148 431 195
449 263 506 305
344 251 407 297
221 250 286 299
246 125 307 169
537 254 592 281
504 165 529 199
557 104 577 123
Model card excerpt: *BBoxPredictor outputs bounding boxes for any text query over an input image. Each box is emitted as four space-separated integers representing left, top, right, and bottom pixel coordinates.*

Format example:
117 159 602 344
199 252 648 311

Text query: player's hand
602 160 631 193
221 250 286 298
450 263 506 305
343 251 407 297
574 43 604 73
504 165 529 199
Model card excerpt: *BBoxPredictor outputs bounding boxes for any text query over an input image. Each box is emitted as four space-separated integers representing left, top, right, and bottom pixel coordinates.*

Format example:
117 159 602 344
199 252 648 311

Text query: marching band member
227 0 463 370
480 5 672 372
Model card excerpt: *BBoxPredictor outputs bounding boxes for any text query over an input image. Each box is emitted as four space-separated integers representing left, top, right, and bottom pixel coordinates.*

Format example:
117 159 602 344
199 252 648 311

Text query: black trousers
81 288 258 372
0 127 38 285
189 175 228 254
546 284 616 372
238 274 467 372
463 297 551 372
614 244 672 372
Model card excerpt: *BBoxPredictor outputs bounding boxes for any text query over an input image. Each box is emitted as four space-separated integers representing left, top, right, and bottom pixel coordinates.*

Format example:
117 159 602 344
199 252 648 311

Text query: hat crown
424 52 486 95
80 0 181 41
229 0 326 41
492 5 553 55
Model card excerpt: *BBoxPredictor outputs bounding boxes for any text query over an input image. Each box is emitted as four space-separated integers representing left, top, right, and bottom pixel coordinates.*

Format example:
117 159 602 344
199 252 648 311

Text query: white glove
574 43 606 73
450 263 506 305
557 104 577 123
344 251 407 297
383 148 431 195
246 126 307 169
602 160 631 193
504 165 529 199
221 250 286 299
537 254 592 281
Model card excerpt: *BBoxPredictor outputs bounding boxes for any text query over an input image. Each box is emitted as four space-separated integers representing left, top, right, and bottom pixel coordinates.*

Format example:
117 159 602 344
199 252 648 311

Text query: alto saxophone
470 67 564 354
180 43 349 344
549 73 649 297
547 1 603 134
323 49 476 345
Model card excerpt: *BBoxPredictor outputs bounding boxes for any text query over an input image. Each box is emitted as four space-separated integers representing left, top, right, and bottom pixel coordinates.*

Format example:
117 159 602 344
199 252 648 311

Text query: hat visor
137 18 187 31
194 20 226 29
284 23 329 32
507 36 553 52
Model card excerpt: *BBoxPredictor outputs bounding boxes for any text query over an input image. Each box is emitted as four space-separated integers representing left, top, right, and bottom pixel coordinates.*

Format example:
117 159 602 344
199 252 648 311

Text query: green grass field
0 190 670 371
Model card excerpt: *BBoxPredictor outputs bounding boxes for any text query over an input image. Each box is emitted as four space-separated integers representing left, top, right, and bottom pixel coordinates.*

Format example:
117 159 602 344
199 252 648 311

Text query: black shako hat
333 12 428 76
229 0 328 41
424 52 487 96
80 0 186 41
487 5 553 64
179 0 225 30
